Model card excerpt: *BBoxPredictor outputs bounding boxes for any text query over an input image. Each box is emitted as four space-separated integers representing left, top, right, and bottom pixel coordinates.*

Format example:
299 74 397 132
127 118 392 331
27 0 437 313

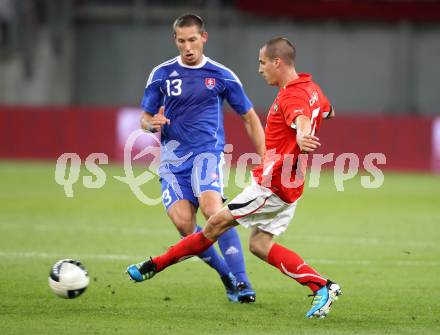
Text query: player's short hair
173 13 205 35
263 37 296 66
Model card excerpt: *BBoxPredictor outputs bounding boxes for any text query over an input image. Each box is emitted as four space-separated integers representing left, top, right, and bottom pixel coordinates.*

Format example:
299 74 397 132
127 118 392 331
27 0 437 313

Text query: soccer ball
48 259 90 299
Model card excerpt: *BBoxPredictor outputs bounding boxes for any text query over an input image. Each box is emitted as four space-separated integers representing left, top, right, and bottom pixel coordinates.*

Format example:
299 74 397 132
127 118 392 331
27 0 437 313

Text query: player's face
174 26 208 66
258 47 278 86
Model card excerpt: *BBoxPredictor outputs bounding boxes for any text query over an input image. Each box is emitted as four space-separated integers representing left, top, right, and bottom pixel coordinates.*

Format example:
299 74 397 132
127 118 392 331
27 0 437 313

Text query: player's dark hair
173 13 205 35
263 37 296 66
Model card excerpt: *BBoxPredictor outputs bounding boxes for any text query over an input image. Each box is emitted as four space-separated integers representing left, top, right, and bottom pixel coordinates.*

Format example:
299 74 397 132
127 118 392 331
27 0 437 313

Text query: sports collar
177 55 207 68
285 73 312 88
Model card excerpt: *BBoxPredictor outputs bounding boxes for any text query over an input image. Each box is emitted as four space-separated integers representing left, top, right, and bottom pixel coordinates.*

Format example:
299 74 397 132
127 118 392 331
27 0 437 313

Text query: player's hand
297 134 321 153
150 106 170 132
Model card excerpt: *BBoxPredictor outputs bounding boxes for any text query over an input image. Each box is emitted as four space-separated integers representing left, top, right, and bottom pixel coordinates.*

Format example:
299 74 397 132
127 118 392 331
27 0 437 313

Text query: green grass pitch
1 160 439 334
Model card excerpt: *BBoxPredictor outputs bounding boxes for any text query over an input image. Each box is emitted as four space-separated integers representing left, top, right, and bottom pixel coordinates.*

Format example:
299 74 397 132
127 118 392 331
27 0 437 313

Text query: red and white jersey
252 73 332 203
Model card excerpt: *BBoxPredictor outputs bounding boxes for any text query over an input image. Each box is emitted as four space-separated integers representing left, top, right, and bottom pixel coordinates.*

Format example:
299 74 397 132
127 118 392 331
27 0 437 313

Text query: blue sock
192 225 230 278
218 227 250 285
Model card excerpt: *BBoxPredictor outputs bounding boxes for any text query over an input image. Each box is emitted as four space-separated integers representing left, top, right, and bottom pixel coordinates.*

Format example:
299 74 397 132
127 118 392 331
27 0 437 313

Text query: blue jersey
140 55 252 172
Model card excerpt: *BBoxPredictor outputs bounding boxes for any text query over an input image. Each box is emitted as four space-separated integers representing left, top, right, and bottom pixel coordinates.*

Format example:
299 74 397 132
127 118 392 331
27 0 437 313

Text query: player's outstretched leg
126 231 215 282
306 280 342 318
127 208 242 304
218 228 256 303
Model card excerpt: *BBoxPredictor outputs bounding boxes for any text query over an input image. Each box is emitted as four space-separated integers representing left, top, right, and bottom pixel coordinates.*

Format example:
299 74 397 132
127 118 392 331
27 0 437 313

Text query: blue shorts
160 152 225 210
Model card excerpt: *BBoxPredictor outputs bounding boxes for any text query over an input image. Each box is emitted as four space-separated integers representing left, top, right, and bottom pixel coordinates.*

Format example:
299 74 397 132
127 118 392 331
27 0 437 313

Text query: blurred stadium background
0 0 439 169
1 1 440 334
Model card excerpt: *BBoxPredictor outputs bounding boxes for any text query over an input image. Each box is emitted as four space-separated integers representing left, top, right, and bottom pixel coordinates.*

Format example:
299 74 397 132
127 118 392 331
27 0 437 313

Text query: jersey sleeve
140 68 165 115
222 69 253 115
280 93 310 127
320 93 332 118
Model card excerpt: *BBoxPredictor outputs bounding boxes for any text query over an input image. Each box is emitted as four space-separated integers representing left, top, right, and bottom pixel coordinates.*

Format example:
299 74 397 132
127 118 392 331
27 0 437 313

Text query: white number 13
165 79 182 96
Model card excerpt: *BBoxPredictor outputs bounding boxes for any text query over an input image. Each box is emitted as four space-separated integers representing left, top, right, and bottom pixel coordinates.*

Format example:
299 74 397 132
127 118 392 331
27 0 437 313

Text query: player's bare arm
295 115 321 152
140 107 170 133
241 108 266 158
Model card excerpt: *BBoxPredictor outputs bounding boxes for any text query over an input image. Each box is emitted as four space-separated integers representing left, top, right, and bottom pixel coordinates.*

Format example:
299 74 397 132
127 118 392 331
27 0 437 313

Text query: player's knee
199 198 222 218
199 192 223 219
168 211 194 236
248 237 265 259
201 206 218 219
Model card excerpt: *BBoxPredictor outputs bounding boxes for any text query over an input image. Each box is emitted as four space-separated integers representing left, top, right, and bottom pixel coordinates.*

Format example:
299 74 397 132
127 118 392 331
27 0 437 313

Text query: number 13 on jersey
165 79 182 96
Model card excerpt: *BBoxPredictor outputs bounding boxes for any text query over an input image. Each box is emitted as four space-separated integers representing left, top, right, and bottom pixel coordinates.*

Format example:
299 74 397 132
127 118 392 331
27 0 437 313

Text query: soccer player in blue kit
128 14 265 303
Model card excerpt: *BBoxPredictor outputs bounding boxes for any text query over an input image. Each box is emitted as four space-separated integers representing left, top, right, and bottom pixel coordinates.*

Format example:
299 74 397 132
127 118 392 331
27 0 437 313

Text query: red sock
152 232 215 272
267 243 327 292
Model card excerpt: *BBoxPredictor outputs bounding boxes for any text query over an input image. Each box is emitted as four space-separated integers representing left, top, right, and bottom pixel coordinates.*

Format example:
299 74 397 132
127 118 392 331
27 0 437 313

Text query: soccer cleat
306 280 342 318
126 258 157 282
221 272 238 302
236 281 256 303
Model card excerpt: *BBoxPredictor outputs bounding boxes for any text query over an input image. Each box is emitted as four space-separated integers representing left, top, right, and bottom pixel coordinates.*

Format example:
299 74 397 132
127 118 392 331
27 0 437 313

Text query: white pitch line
0 222 171 236
0 251 438 267
0 223 438 248
0 251 140 261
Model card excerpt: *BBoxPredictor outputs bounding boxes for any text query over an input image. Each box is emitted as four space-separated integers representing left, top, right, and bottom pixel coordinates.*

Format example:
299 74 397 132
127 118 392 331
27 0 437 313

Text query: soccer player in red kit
127 37 342 318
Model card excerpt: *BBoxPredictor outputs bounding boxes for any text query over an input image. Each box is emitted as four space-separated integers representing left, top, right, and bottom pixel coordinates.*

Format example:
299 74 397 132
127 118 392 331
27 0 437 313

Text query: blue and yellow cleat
221 272 238 302
126 258 157 282
306 280 342 318
236 281 256 303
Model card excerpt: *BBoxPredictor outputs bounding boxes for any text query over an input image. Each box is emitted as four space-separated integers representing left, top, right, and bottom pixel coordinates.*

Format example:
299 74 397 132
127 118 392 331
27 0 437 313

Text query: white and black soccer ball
48 259 90 299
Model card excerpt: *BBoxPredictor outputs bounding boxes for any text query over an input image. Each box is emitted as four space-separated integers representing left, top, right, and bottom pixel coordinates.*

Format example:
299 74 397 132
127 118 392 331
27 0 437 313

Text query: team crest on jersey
271 102 279 114
205 78 216 89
